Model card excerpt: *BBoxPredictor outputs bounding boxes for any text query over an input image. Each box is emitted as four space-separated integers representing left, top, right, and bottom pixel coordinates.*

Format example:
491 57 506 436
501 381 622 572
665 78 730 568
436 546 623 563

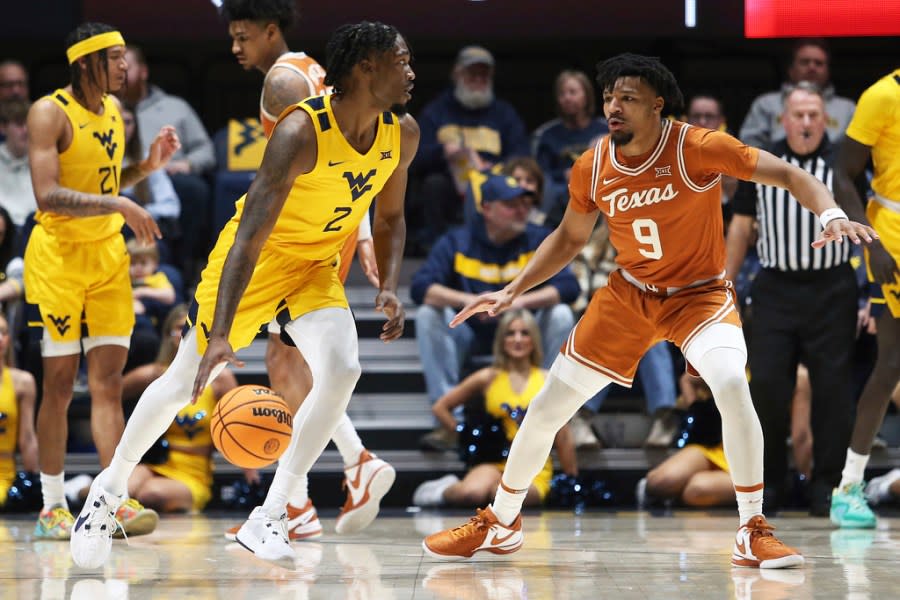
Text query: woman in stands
413 308 577 507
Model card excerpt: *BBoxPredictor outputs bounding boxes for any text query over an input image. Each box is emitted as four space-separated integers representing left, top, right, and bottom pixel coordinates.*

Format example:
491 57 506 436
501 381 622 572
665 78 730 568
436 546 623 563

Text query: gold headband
66 31 126 64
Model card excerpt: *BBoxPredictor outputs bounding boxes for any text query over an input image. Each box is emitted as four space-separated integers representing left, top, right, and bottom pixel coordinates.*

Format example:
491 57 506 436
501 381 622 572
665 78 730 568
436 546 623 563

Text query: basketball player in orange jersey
71 21 417 568
423 53 877 568
220 0 393 541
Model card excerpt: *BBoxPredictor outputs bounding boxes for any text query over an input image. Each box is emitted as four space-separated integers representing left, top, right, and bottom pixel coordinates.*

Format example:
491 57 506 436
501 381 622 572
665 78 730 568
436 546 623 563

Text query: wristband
819 208 848 229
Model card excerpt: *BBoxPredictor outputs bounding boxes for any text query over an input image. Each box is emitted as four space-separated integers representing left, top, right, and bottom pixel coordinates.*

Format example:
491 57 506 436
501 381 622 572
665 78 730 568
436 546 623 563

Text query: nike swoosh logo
78 123 89 129
736 539 746 555
74 513 89 532
490 529 517 545
603 177 621 185
328 160 346 167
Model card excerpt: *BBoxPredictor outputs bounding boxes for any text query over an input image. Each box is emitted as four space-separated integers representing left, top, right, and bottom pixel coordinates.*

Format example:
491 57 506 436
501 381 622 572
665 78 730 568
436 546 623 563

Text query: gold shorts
191 222 347 354
24 227 133 342
149 451 214 512
866 200 900 318
688 443 730 473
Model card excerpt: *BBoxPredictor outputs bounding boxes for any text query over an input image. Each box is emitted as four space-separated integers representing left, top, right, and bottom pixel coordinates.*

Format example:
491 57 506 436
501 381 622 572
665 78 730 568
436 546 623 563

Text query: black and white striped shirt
732 138 851 271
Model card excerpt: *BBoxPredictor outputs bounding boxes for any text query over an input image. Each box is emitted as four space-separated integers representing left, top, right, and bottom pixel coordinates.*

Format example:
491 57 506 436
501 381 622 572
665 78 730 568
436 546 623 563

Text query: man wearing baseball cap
411 46 530 250
412 173 578 449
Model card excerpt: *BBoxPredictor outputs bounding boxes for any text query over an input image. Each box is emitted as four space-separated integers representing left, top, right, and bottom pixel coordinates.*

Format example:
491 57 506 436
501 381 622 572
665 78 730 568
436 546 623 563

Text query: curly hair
324 21 400 96
65 22 118 99
220 0 297 31
595 53 684 117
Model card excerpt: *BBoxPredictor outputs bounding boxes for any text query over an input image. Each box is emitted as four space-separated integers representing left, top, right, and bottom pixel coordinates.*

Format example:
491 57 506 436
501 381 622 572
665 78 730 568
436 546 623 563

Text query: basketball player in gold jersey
220 0 394 541
25 22 179 541
71 21 418 567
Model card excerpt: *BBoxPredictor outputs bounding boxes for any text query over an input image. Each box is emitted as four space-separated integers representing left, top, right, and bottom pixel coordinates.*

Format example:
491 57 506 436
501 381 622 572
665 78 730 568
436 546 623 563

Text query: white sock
736 487 764 526
491 481 528 526
261 309 361 519
103 328 220 497
287 473 309 507
40 472 67 510
331 413 365 467
839 448 870 489
689 343 765 527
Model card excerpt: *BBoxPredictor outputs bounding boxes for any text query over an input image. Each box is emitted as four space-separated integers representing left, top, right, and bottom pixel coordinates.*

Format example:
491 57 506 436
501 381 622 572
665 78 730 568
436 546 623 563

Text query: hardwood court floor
1 509 898 599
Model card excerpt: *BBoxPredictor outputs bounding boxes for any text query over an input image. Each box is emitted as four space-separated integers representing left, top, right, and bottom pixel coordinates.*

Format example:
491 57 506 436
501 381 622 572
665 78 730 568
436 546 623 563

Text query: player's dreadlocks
66 22 117 101
595 53 684 117
220 0 297 31
325 21 399 97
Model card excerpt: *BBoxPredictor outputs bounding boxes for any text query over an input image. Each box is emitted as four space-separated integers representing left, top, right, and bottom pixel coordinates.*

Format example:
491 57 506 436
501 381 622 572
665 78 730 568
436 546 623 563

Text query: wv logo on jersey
47 314 71 336
175 411 207 440
93 129 117 159
342 169 376 201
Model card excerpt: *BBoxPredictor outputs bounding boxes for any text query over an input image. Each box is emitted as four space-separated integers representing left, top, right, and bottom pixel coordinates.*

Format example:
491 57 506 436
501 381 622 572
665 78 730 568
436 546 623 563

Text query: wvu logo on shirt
0 412 7 435
47 314 71 336
175 411 207 440
93 129 117 160
343 169 376 201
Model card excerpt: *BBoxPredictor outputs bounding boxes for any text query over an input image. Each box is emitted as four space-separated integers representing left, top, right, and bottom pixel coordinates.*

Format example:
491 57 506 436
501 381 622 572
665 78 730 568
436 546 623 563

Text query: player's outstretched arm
372 113 420 342
749 149 877 249
192 110 315 401
451 204 598 327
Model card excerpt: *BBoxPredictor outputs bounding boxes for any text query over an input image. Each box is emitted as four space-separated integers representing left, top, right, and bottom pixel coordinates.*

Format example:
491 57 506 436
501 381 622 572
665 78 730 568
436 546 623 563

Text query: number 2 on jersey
632 218 663 259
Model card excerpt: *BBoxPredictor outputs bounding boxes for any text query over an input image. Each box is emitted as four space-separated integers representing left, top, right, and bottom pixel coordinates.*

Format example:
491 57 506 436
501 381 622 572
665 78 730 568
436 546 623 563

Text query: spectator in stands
412 173 578 450
0 206 23 312
411 46 529 246
0 312 38 509
122 45 215 279
126 238 176 372
739 38 855 149
0 61 28 101
412 309 577 507
686 93 737 218
0 99 36 228
464 158 545 226
532 70 608 222
727 82 857 516
120 104 181 245
122 305 240 512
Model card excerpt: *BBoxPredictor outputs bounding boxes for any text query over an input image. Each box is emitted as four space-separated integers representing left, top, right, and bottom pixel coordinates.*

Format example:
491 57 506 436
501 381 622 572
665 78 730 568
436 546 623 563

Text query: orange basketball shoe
335 450 396 535
732 515 804 569
422 506 523 560
225 499 322 541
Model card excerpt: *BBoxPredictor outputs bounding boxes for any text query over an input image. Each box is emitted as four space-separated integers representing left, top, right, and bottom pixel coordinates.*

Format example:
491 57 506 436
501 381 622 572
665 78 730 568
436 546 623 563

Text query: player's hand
118 197 162 245
374 290 404 342
812 218 876 248
450 288 516 328
866 241 900 285
192 336 244 404
356 238 380 288
143 126 181 172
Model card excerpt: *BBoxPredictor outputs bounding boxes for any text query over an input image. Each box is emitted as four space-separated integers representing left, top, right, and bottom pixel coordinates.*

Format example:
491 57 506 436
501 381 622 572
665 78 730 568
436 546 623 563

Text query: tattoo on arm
264 70 311 118
43 187 120 217
120 164 148 189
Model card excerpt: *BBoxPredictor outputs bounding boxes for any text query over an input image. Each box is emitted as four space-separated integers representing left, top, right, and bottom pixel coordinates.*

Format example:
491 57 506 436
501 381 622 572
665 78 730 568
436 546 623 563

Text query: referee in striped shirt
726 82 858 515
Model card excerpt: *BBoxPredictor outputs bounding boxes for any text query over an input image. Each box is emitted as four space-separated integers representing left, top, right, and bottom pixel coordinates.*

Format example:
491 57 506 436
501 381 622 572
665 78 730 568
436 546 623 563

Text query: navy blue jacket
411 221 580 345
413 89 530 176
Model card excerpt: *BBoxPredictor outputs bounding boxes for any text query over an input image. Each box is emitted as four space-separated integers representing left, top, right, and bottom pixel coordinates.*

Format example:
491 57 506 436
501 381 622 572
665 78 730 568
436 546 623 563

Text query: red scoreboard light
745 0 900 37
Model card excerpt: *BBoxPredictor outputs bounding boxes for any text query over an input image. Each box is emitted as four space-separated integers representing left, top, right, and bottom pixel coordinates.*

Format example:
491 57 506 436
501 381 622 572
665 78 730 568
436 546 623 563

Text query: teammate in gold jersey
830 67 900 528
25 22 179 541
221 0 393 540
71 21 418 568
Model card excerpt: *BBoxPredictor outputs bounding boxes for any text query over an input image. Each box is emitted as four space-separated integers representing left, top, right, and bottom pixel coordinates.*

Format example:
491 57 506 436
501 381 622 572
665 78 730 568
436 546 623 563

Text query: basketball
210 385 293 468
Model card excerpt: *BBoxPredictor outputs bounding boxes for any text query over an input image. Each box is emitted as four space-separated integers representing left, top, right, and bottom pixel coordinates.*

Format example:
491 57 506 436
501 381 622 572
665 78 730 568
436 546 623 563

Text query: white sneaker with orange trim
731 515 804 569
335 450 395 535
422 506 523 561
225 499 322 541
